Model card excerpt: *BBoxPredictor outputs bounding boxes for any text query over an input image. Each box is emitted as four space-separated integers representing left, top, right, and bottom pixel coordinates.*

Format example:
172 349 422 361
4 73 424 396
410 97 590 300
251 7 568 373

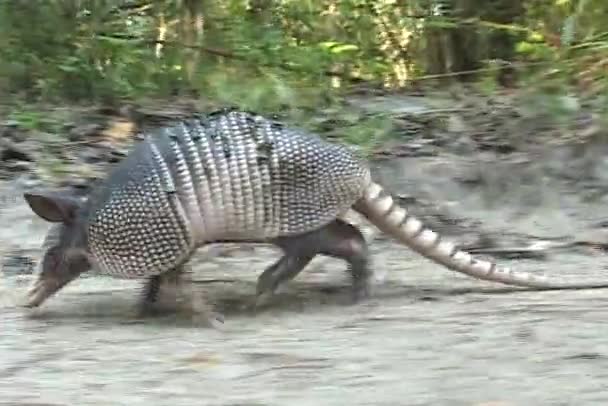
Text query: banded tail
353 181 608 290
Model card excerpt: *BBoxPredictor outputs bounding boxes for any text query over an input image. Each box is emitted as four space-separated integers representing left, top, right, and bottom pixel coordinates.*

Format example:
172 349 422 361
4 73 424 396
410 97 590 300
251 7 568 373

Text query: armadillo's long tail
353 181 608 290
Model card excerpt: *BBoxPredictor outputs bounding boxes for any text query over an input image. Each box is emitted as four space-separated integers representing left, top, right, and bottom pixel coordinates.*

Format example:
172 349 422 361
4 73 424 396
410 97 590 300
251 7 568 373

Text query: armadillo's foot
135 270 224 327
182 301 225 329
351 260 372 303
254 253 315 309
320 220 371 304
253 291 273 309
182 294 225 329
171 269 225 329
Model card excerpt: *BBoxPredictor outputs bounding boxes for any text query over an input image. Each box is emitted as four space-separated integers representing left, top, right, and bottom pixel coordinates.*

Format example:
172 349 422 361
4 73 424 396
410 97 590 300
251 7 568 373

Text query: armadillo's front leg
137 274 166 316
138 266 192 313
172 264 224 327
137 269 186 318
137 266 224 327
257 218 371 305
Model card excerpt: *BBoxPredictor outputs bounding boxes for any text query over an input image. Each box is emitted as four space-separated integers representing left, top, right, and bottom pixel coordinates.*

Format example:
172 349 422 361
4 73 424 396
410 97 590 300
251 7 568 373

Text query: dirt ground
3 129 608 406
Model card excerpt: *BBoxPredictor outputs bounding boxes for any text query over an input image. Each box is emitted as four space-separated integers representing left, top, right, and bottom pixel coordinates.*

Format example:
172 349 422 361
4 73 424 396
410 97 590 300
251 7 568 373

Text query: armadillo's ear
23 191 81 223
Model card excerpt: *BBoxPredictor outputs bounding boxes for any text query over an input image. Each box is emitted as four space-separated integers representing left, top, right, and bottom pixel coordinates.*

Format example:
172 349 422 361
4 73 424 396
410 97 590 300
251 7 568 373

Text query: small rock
417 296 440 302
450 134 478 155
80 148 107 164
62 121 76 132
68 123 104 142
2 119 20 128
1 254 36 276
57 176 99 194
447 114 468 133
108 149 127 163
13 174 43 189
1 120 26 142
0 139 34 162
564 352 604 360
3 161 32 173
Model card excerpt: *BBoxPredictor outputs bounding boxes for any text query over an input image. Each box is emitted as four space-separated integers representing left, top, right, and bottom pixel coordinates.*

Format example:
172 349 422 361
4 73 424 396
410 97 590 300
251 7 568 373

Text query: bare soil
2 95 608 405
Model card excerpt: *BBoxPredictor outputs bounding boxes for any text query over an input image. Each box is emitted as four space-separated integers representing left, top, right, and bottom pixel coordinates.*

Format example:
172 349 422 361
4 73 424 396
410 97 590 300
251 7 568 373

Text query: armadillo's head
22 190 92 308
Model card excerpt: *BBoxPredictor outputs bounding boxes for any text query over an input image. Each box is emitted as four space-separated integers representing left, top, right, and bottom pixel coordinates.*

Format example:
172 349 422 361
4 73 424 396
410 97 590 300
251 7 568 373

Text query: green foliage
7 107 65 134
1 0 608 145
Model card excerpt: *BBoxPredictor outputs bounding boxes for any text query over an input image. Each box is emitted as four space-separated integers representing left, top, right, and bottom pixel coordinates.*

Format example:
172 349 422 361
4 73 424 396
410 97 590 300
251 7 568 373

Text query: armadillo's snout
22 245 90 308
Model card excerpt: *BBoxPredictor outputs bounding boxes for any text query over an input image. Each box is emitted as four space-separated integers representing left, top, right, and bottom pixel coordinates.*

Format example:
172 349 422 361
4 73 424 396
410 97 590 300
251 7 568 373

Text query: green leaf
96 35 134 45
331 44 359 54
319 41 340 49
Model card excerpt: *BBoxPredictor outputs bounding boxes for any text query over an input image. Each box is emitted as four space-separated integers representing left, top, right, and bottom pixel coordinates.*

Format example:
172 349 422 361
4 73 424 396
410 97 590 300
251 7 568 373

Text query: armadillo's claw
22 278 57 308
180 301 224 329
210 311 225 324
171 280 224 328
205 311 225 329
253 290 275 310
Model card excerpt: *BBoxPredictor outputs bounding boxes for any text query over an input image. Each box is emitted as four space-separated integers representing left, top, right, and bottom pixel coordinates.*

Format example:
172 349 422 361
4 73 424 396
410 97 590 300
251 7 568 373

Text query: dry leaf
102 119 135 141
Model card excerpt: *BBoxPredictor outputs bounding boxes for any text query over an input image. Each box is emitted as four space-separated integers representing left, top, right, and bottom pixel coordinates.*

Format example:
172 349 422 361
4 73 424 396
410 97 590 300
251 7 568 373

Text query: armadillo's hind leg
256 218 371 305
255 252 316 307
316 219 371 302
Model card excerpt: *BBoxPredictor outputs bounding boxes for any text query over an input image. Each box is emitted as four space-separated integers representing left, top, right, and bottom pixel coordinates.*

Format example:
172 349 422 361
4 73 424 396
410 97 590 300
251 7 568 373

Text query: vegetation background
0 0 606 176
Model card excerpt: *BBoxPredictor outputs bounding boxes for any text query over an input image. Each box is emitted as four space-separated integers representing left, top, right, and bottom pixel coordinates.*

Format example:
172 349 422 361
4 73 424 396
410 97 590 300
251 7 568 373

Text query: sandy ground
2 149 608 406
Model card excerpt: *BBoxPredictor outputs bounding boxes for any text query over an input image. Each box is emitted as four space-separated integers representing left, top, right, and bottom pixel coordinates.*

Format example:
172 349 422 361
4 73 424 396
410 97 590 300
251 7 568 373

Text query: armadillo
22 108 608 316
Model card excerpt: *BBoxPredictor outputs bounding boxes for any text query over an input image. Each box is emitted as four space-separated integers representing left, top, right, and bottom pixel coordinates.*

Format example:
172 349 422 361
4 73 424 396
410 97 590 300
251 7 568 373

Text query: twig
94 34 364 82
411 59 571 81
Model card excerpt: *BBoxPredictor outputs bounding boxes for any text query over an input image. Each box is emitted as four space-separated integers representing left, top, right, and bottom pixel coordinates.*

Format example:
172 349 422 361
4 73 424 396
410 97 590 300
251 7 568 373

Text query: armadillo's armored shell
83 109 371 278
85 136 193 278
